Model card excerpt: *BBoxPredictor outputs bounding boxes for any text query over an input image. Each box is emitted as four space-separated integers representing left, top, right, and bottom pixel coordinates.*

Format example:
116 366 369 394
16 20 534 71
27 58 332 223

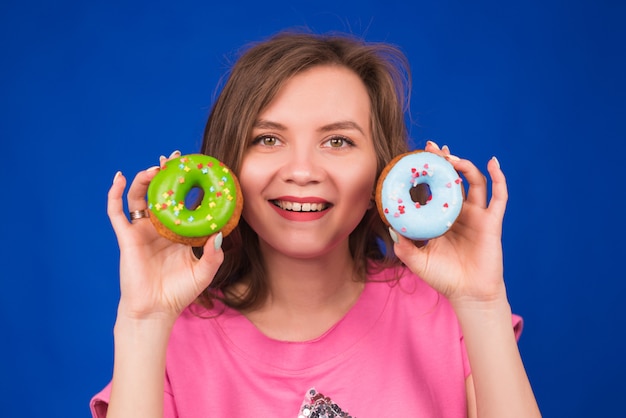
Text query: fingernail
426 140 440 150
146 165 160 172
445 154 461 162
213 232 223 251
113 171 122 183
169 150 181 159
442 145 450 154
492 156 500 168
388 227 399 244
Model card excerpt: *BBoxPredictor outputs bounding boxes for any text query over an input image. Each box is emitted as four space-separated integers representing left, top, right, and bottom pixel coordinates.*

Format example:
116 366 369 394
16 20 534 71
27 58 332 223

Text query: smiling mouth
271 200 330 212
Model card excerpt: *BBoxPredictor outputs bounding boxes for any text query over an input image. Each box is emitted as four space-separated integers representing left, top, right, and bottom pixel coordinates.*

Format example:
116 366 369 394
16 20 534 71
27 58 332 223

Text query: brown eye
324 136 355 148
262 136 277 146
329 137 345 147
252 135 281 147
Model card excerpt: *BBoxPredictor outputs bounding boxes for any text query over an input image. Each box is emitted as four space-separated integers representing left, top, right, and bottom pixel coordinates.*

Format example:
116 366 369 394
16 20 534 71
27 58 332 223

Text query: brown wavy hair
197 30 411 310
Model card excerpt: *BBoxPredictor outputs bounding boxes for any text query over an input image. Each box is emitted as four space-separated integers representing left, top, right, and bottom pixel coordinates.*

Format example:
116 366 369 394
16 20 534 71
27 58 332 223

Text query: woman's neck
241 241 365 342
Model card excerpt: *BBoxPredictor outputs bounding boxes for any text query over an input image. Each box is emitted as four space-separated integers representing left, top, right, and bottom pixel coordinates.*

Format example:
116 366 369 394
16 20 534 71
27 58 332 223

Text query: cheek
238 155 275 215
341 162 377 204
239 154 267 194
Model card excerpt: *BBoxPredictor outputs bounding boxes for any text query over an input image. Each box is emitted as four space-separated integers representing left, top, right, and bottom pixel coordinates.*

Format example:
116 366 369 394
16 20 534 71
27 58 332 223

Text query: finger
427 141 462 164
425 140 441 153
107 171 131 234
127 166 160 212
448 158 488 208
161 149 181 164
487 156 508 217
191 233 225 290
388 228 429 278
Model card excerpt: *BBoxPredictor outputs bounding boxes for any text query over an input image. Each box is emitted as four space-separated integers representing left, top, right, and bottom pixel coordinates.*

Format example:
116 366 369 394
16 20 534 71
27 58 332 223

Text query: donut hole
410 183 432 206
185 186 205 210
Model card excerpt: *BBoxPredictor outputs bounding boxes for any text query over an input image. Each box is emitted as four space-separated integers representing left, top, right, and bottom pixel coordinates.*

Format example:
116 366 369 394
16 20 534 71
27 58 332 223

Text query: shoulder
170 299 233 341
365 266 470 377
368 265 446 310
367 265 524 340
367 265 464 336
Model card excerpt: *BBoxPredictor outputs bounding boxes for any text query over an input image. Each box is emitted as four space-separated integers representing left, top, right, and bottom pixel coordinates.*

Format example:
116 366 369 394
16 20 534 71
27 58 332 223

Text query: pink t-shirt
91 267 522 417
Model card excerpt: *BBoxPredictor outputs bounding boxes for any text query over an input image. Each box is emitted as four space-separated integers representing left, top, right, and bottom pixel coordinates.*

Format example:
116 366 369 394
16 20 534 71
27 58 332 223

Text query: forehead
257 65 371 127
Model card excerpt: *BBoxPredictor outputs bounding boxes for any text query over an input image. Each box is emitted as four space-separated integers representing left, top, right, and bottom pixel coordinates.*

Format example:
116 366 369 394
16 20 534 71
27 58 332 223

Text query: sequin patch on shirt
298 388 354 418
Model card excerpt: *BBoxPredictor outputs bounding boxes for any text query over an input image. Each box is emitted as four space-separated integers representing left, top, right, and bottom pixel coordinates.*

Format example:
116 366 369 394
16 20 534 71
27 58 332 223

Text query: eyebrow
319 121 365 135
253 119 366 135
253 119 286 130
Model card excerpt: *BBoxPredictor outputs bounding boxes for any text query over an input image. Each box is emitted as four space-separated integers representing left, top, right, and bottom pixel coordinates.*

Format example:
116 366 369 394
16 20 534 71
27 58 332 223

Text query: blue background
1 0 624 416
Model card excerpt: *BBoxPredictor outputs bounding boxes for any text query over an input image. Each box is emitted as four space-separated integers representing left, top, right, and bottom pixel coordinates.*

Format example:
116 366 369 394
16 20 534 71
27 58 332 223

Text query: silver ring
129 209 150 221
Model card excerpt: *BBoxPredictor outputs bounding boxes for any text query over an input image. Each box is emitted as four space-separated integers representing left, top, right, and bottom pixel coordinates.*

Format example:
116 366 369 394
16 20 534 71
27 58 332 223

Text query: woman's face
239 65 377 260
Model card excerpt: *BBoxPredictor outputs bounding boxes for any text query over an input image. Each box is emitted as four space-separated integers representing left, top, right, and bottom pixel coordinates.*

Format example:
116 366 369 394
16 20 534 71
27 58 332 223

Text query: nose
279 147 326 186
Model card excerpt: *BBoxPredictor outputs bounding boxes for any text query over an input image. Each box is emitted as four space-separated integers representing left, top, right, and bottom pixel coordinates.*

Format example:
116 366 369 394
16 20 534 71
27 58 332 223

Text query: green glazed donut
147 154 242 246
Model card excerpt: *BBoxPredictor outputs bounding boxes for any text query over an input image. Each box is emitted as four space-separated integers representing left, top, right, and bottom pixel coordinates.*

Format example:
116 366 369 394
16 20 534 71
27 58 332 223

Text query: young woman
92 32 541 417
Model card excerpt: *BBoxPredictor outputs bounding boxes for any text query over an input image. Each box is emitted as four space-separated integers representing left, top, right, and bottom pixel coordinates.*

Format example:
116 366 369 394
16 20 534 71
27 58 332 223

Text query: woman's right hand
106 151 224 323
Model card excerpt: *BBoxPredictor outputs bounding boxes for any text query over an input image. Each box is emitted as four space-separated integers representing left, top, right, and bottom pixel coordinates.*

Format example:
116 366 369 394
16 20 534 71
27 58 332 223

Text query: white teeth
274 200 327 212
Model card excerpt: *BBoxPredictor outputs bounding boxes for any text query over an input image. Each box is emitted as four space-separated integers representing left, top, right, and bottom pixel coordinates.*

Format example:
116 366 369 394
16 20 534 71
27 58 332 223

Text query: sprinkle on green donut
147 154 237 238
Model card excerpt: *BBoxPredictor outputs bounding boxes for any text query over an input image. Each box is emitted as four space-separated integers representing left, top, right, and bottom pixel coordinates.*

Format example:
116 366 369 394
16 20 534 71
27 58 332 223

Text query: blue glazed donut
375 151 464 240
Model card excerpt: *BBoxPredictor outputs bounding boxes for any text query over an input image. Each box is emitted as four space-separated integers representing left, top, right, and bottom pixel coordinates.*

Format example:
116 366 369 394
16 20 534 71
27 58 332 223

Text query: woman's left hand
390 141 509 307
